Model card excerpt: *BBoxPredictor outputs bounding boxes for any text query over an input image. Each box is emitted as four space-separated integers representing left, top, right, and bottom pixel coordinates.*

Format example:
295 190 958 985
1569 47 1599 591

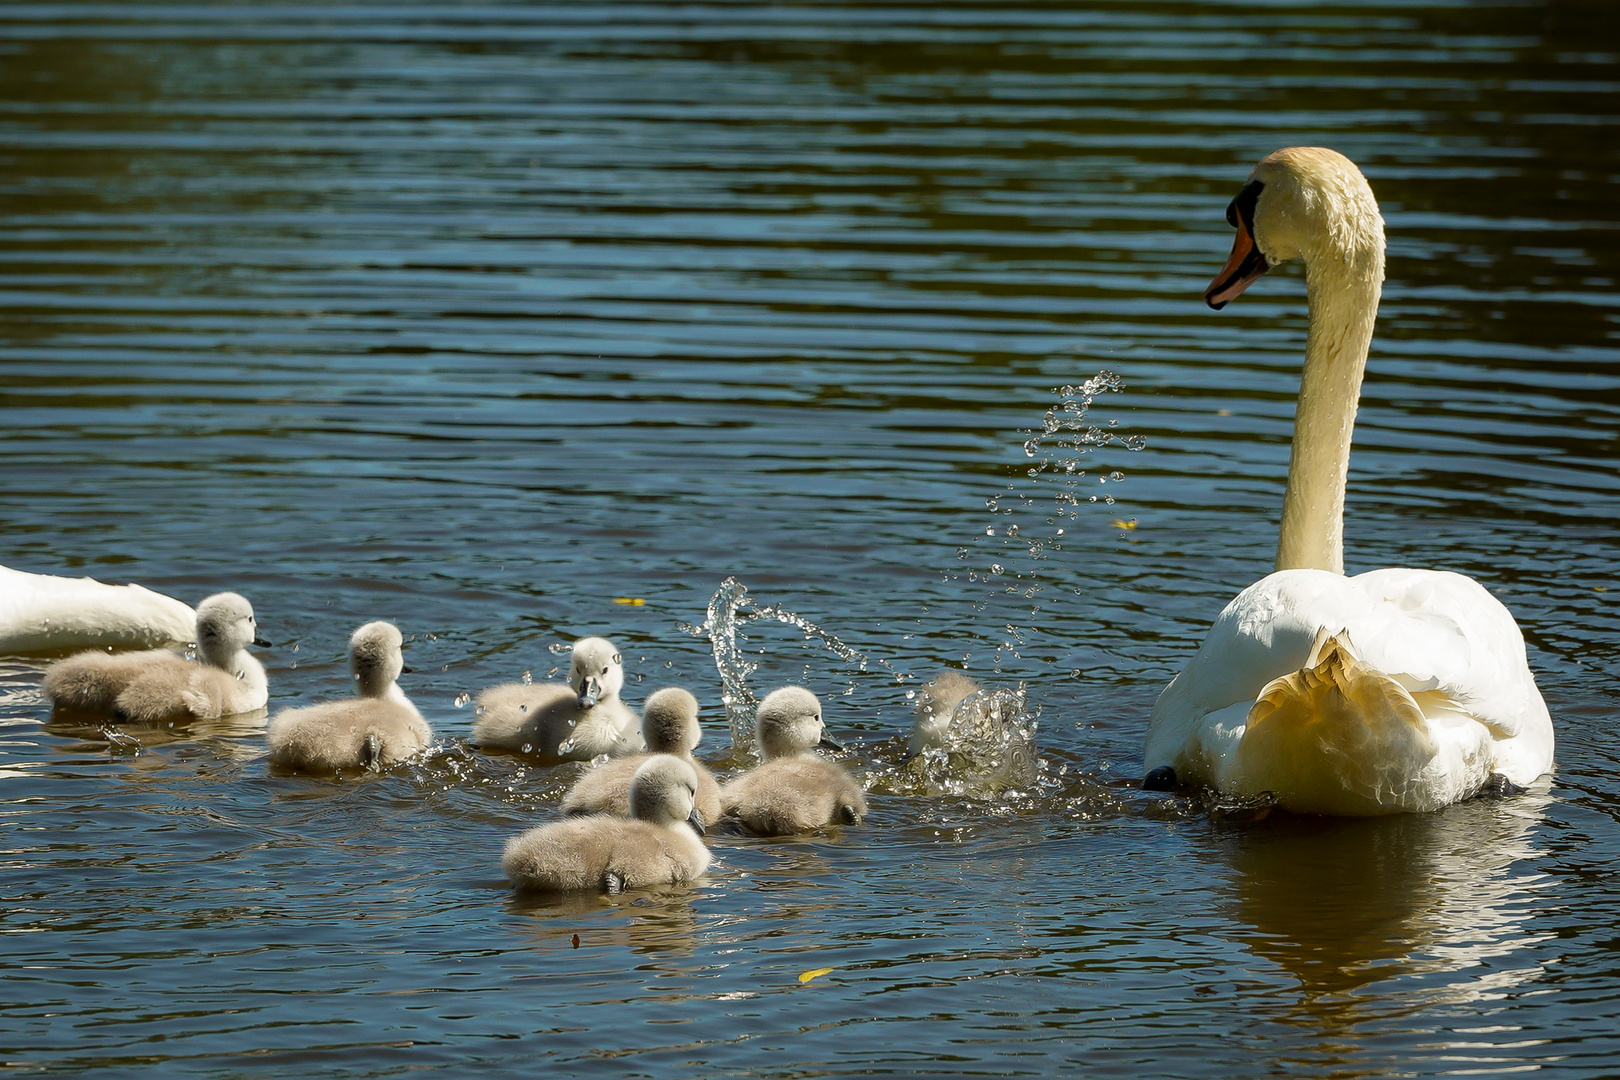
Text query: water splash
682 577 904 758
947 369 1145 672
893 674 1041 798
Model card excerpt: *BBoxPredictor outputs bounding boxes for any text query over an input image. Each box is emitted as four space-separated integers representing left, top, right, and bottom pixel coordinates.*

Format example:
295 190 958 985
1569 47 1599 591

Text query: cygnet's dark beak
578 676 601 709
399 664 414 675
253 633 273 648
687 807 707 836
817 733 844 752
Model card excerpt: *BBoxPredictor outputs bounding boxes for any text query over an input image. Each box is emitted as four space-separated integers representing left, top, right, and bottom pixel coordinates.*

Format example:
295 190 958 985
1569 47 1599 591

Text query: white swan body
0 563 195 655
267 621 430 773
1144 147 1553 815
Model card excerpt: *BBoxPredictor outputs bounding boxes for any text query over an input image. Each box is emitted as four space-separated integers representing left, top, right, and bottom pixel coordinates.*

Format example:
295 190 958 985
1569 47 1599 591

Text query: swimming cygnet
43 592 271 723
266 621 430 773
720 686 867 835
502 754 711 893
472 636 644 761
560 686 722 826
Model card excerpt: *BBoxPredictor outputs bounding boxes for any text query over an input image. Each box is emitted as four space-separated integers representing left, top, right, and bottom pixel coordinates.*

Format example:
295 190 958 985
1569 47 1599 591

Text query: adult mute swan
1142 147 1553 815
0 563 195 655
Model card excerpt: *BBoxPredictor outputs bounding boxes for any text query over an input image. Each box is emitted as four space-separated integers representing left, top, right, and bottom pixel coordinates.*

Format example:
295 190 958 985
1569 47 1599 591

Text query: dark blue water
2 1 1618 1075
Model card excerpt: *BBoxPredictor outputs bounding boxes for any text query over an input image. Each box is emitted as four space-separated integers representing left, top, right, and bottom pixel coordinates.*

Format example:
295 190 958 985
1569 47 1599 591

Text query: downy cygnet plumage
560 686 722 825
502 754 711 893
720 685 867 835
472 636 643 761
43 592 270 723
267 621 430 773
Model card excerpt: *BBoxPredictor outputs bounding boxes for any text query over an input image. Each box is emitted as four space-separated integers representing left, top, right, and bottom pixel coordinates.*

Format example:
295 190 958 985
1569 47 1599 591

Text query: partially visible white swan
560 686 722 826
0 563 194 655
1143 147 1554 815
267 621 430 773
721 686 867 834
43 592 270 723
471 636 644 761
503 755 711 893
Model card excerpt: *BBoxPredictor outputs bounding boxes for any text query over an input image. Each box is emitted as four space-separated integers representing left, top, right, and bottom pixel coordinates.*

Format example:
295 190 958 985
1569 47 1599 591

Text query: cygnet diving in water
502 754 711 893
43 592 271 723
720 685 867 835
266 621 430 773
560 686 722 826
902 670 1039 794
472 636 643 761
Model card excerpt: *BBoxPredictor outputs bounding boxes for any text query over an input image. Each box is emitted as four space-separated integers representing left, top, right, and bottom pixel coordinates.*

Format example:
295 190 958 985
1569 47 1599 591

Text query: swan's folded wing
1349 568 1549 743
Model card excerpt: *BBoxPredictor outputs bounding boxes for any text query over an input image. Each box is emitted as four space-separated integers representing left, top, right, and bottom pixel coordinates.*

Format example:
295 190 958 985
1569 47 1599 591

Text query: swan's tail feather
1238 631 1440 814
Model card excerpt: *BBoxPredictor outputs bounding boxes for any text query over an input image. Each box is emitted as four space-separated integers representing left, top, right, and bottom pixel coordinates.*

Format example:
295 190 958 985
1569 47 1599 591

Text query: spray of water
947 369 1144 672
681 577 905 758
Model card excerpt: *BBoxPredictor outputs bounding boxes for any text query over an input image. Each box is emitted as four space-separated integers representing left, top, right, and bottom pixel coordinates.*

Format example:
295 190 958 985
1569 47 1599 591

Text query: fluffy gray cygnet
908 670 983 756
502 755 712 893
266 621 430 773
560 686 722 826
720 685 867 835
471 636 644 761
43 592 271 723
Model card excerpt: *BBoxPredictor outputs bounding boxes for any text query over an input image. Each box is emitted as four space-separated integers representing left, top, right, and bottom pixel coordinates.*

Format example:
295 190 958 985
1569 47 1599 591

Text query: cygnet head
755 685 843 760
1207 146 1385 310
349 620 408 698
641 686 701 754
194 592 270 665
629 754 705 835
568 636 624 709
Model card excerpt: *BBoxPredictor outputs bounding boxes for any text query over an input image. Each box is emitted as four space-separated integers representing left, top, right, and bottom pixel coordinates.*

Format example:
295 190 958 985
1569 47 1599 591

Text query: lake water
2 1 1619 1075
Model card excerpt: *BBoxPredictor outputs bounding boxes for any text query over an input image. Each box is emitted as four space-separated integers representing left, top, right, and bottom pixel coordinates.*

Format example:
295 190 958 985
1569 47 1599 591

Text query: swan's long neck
1275 255 1382 574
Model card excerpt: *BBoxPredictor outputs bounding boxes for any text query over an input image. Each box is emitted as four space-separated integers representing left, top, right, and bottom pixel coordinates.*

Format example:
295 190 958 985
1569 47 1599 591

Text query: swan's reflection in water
1220 787 1554 1063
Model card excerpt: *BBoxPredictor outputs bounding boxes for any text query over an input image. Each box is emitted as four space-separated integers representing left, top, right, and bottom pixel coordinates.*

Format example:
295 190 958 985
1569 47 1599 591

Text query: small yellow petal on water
612 597 646 605
1110 519 1137 530
798 967 835 983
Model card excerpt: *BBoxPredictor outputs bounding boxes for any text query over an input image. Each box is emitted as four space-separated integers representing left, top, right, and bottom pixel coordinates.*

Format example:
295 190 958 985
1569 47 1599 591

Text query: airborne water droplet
454 692 471 708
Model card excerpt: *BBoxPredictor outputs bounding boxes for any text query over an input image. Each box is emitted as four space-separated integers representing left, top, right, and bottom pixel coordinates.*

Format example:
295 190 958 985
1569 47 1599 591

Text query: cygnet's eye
600 665 609 676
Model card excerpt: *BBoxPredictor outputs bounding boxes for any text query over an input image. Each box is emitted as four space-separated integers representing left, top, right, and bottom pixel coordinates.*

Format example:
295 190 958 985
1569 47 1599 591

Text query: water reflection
1220 788 1553 1030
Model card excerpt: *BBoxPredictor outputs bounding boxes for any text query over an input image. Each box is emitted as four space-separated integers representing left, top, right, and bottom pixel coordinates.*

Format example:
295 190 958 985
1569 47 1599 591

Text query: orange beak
1205 218 1269 310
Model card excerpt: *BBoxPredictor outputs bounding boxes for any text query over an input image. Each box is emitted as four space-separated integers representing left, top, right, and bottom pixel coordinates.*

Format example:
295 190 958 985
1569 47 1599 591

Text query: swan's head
755 685 842 760
568 636 624 709
1207 146 1385 310
641 686 701 754
629 754 706 835
349 620 407 698
194 592 269 663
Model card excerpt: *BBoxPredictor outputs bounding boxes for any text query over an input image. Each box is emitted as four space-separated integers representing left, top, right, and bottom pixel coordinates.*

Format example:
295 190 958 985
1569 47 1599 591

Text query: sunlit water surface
2 1 1618 1075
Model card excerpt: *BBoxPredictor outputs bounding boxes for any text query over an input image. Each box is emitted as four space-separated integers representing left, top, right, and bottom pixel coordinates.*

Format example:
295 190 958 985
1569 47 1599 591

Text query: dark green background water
2 1 1618 1075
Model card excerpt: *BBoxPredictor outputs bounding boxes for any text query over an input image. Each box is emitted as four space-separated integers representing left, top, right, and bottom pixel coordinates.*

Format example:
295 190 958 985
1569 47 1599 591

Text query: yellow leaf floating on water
612 597 646 605
1110 519 1138 530
798 967 835 983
